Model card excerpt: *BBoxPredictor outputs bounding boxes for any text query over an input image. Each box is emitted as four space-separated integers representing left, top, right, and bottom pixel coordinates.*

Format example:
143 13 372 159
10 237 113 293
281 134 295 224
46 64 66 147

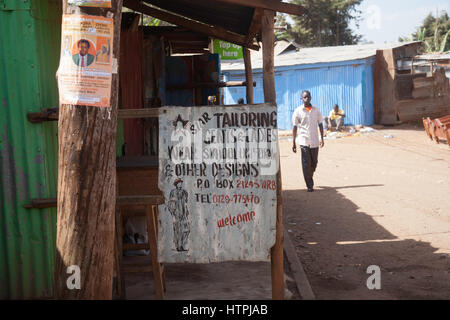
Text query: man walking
292 90 324 192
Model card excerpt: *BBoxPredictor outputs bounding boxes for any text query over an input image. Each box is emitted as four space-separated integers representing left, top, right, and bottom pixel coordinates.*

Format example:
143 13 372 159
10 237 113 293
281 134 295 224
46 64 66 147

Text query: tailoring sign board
158 104 278 263
57 14 113 107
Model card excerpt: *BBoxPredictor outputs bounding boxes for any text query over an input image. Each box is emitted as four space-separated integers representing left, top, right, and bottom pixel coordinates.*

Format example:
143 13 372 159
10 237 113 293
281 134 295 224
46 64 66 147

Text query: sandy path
280 124 450 299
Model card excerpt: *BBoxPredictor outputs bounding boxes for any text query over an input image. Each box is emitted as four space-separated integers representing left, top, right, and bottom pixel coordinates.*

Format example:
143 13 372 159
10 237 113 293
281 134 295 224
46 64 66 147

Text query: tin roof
222 41 423 71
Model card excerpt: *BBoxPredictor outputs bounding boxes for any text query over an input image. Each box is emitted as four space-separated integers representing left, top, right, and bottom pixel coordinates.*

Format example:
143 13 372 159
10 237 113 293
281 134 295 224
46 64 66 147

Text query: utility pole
54 0 123 299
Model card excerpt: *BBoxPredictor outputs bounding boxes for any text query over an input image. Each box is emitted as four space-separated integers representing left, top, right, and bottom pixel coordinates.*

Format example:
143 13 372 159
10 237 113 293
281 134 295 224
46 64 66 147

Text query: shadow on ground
283 185 450 300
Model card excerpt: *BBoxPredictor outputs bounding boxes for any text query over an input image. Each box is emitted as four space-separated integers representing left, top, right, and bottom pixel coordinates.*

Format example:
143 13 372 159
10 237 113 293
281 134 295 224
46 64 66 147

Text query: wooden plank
246 8 263 46
27 108 59 123
262 8 284 301
114 204 126 299
244 48 254 104
117 167 163 197
123 243 150 251
167 81 256 90
118 108 162 119
171 47 209 54
412 87 431 99
24 198 57 209
215 0 305 16
147 205 165 299
117 195 165 206
123 0 259 50
413 77 434 89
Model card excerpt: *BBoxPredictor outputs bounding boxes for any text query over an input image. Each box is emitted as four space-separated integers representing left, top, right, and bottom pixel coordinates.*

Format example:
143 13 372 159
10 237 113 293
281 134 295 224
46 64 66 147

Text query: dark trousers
300 146 319 190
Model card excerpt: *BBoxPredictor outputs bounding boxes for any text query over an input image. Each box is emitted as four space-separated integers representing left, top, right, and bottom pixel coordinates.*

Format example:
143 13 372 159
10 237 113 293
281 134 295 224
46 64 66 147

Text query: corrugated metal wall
0 0 61 299
223 57 375 130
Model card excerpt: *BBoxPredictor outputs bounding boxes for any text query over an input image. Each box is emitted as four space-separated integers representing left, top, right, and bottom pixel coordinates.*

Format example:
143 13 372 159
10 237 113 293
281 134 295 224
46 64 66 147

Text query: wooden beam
171 48 210 54
24 198 57 209
262 9 284 301
123 0 259 50
117 195 165 206
244 48 254 104
27 108 59 123
246 8 263 46
215 0 305 16
166 81 255 90
262 10 276 105
118 108 162 119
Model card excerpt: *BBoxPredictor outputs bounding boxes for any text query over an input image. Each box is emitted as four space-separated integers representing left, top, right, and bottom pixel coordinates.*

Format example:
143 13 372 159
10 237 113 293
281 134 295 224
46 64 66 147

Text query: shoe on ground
307 188 314 192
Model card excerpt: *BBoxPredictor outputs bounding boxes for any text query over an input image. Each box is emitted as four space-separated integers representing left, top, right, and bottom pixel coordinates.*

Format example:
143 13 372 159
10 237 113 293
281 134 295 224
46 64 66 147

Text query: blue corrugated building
222 41 404 130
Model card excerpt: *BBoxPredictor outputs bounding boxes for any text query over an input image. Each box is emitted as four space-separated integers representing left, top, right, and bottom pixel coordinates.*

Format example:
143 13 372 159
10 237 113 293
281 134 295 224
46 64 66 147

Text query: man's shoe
307 188 314 192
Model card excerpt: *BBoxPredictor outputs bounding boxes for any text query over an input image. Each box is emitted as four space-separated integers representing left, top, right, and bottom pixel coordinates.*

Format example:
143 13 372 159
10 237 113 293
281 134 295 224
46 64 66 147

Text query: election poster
68 0 111 7
158 104 279 263
57 15 114 107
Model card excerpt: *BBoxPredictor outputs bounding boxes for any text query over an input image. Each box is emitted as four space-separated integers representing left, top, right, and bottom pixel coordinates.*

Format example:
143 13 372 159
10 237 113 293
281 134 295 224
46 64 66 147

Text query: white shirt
292 105 323 148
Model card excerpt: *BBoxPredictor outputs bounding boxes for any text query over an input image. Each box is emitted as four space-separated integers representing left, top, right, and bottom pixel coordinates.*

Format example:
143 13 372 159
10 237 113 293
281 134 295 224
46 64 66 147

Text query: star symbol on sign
173 114 189 129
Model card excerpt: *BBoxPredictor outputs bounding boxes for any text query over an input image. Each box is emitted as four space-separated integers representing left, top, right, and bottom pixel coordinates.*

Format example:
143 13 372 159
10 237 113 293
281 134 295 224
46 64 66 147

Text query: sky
284 0 449 44
351 0 450 43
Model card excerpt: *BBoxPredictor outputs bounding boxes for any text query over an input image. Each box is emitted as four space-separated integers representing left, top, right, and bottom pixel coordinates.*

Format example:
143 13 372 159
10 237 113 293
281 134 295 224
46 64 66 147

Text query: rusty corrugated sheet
0 0 61 299
120 22 144 156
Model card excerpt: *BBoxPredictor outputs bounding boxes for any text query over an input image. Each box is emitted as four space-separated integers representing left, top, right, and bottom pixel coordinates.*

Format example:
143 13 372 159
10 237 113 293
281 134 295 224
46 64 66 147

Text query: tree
286 0 362 47
275 13 290 41
401 11 450 52
413 11 450 52
54 0 123 299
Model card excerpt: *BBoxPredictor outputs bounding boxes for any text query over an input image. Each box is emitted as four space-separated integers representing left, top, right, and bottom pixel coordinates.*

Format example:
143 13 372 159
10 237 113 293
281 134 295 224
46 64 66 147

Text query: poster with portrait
68 0 111 7
57 14 114 107
158 104 279 263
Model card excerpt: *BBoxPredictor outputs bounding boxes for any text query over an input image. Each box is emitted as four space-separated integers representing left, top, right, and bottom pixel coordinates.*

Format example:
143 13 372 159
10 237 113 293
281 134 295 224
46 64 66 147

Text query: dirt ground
280 122 450 300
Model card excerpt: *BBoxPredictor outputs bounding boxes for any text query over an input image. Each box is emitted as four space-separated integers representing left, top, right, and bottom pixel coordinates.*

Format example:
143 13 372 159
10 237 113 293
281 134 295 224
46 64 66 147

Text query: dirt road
281 123 450 300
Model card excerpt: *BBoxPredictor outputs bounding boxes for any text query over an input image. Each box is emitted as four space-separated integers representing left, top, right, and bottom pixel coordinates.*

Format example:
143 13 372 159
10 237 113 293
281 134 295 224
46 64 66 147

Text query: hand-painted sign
213 39 243 60
68 0 111 7
57 14 114 107
158 104 279 263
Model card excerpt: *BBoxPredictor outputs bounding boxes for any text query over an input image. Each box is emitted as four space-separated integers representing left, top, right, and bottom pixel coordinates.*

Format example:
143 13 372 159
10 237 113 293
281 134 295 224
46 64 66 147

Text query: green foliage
285 0 362 47
144 16 161 27
411 10 450 52
275 13 290 41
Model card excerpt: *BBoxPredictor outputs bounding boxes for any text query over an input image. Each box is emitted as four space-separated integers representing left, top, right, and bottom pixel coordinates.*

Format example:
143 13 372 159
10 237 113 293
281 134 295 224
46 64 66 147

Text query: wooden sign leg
261 9 284 300
271 169 284 300
146 205 165 299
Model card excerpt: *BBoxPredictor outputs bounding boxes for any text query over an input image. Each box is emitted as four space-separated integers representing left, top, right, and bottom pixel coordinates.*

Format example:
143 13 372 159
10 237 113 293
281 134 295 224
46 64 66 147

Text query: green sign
213 39 243 60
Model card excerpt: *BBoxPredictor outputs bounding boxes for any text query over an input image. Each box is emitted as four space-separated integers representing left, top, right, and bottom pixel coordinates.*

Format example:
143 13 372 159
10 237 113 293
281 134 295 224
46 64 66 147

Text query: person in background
237 98 245 104
292 90 324 193
324 104 345 131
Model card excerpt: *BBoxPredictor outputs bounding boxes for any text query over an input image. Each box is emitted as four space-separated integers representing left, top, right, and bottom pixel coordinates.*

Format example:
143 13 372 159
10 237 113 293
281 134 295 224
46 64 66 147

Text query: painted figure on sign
72 39 94 67
167 179 190 252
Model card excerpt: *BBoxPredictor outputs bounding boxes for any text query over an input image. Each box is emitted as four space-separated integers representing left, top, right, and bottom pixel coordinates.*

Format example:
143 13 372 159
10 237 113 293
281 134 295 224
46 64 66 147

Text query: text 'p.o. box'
158 104 279 263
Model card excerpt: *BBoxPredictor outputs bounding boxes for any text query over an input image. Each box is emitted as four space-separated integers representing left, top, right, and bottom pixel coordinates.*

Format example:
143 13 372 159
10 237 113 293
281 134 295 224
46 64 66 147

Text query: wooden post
54 0 123 299
244 47 254 104
261 9 284 300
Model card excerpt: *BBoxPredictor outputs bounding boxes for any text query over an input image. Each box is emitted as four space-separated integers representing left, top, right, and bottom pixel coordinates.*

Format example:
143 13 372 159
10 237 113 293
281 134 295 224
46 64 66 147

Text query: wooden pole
244 48 254 104
261 9 284 300
54 0 123 299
